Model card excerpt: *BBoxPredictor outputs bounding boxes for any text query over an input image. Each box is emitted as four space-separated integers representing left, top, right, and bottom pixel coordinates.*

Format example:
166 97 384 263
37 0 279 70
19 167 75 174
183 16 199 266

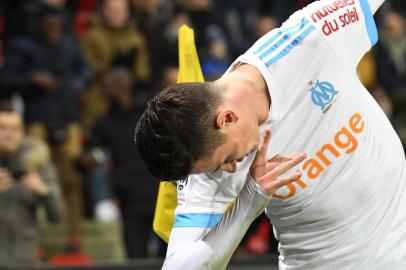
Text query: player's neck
216 64 270 124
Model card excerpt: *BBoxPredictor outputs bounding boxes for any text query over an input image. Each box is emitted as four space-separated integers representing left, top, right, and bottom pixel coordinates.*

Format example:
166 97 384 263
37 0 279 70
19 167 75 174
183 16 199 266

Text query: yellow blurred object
177 25 204 83
357 51 377 89
152 182 178 242
152 25 204 243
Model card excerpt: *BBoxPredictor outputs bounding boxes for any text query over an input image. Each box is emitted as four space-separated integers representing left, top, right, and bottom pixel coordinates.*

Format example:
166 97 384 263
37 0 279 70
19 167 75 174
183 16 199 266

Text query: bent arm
162 130 305 269
163 177 271 270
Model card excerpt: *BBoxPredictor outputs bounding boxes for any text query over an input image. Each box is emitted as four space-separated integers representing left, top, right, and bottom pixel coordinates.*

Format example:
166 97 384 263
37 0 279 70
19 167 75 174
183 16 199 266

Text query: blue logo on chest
308 80 339 112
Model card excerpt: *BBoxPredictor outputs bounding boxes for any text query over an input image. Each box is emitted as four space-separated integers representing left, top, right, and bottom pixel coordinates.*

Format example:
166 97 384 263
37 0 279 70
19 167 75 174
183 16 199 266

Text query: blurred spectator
81 0 150 130
78 147 117 222
79 68 158 258
130 0 172 89
256 0 296 25
376 11 406 92
0 106 64 267
73 0 99 38
245 215 275 255
181 0 227 58
375 11 406 151
0 5 91 252
0 3 4 68
391 0 406 16
0 0 78 42
161 5 191 67
370 85 394 118
160 66 179 88
356 52 394 123
214 0 256 59
255 16 278 39
201 28 230 80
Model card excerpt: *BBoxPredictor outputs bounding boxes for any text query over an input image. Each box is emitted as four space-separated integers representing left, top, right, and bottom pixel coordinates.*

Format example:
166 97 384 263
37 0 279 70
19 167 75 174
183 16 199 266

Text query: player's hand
249 129 306 195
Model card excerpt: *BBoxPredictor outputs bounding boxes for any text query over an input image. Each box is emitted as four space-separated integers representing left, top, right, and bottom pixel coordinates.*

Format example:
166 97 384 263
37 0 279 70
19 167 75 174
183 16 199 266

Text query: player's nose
220 161 237 173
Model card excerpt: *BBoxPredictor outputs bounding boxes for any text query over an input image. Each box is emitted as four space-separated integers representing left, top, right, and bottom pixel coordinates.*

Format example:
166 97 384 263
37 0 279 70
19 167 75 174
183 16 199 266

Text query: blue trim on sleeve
256 18 310 60
359 0 378 46
265 25 316 67
173 213 223 228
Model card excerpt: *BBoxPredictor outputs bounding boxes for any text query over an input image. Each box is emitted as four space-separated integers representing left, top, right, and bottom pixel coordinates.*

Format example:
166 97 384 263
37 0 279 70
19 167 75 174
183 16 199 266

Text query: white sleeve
368 0 385 13
163 176 272 270
303 0 385 69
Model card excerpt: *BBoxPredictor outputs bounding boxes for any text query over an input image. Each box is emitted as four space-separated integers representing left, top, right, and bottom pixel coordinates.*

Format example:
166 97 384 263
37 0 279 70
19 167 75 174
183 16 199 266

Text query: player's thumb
254 129 271 163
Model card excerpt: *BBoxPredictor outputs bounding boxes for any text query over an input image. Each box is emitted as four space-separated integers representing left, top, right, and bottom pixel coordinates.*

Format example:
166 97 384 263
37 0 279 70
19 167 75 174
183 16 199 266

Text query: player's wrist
234 175 272 221
247 174 273 199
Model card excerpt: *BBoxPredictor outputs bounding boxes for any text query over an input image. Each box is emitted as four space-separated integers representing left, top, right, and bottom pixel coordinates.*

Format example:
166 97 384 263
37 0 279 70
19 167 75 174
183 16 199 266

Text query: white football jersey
171 0 406 269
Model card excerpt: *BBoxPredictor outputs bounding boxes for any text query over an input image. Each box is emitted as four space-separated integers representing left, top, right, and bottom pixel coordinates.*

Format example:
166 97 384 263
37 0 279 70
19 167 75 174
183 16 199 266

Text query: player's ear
215 110 239 129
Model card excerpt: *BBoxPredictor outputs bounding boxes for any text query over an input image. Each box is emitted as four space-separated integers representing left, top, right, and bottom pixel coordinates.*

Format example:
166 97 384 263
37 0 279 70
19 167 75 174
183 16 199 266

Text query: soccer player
135 0 406 269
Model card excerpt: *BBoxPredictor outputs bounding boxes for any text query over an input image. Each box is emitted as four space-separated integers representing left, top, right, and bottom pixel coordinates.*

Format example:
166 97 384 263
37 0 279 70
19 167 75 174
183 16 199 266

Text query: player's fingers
272 171 302 191
266 154 292 171
253 129 271 164
259 171 302 194
259 129 271 155
268 151 306 164
268 152 306 179
267 154 287 163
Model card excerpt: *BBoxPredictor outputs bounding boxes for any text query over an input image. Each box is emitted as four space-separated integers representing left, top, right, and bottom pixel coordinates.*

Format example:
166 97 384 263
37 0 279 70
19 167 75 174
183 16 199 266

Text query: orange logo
273 113 365 199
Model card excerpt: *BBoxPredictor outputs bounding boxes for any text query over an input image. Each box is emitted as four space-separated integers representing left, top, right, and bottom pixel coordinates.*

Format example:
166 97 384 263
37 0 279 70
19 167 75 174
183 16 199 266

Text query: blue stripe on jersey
253 17 309 56
173 213 223 228
265 25 316 67
359 0 378 46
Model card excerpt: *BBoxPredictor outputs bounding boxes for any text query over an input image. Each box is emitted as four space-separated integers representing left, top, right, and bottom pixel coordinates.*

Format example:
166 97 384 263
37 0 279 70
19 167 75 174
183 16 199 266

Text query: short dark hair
135 82 226 181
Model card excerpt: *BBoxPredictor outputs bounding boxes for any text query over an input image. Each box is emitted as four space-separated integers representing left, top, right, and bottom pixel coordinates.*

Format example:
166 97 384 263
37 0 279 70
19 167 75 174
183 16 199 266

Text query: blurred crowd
0 0 404 267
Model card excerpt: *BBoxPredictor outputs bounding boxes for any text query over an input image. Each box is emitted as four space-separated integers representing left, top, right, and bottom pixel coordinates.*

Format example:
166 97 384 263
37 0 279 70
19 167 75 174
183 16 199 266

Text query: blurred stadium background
0 0 405 269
